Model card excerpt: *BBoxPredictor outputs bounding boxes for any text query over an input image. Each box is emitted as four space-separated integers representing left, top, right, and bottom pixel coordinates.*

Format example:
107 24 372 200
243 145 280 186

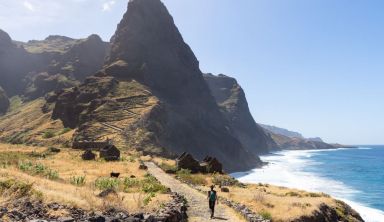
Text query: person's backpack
209 191 216 201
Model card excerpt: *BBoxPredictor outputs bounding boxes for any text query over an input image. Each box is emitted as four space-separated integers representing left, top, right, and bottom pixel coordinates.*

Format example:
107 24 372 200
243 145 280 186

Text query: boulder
200 156 223 173
97 189 118 198
139 164 148 170
81 150 96 160
100 145 120 161
176 152 201 173
221 187 230 193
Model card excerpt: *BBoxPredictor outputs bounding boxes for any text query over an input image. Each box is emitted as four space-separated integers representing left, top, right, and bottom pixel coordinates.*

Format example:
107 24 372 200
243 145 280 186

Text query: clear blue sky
1 0 383 144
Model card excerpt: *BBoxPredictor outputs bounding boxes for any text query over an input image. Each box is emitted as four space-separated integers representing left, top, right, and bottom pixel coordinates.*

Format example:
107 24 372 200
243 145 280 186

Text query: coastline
232 147 384 222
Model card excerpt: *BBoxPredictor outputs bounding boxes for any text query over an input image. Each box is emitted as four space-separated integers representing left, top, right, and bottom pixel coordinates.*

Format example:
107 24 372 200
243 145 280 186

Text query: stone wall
72 141 109 150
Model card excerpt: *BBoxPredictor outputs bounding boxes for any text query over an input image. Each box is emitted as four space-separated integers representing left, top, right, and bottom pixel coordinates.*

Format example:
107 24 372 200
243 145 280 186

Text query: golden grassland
152 158 353 222
0 143 170 214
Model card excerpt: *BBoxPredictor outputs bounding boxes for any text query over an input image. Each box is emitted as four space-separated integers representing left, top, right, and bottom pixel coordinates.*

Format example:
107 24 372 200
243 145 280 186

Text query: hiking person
207 185 218 219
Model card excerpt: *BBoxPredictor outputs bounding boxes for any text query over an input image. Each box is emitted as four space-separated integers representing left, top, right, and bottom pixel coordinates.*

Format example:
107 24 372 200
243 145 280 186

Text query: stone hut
100 145 120 161
176 152 201 173
200 156 223 173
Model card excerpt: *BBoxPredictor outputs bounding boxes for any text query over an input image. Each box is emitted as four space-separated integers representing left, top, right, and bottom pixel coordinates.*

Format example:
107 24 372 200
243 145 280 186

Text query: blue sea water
232 146 384 222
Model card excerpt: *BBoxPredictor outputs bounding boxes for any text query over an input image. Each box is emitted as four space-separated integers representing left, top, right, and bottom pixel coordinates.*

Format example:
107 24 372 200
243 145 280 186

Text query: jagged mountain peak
106 0 200 97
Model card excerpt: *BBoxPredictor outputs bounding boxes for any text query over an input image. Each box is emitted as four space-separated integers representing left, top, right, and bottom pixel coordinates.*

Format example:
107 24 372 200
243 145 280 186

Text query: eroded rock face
204 73 278 154
0 87 10 114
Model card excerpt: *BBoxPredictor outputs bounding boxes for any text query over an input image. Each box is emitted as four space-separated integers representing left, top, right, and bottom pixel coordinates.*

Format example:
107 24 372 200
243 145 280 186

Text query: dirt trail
145 162 245 222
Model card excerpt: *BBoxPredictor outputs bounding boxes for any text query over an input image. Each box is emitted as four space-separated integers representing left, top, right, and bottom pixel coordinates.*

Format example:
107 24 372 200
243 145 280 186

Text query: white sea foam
232 150 384 222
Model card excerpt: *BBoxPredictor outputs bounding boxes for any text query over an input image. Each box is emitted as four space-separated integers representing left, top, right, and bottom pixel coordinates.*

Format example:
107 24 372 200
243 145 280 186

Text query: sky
0 0 383 144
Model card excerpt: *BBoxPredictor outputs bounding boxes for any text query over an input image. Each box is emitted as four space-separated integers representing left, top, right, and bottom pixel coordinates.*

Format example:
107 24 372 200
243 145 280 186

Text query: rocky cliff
261 124 349 150
0 87 9 114
50 0 261 172
0 30 108 100
203 73 277 154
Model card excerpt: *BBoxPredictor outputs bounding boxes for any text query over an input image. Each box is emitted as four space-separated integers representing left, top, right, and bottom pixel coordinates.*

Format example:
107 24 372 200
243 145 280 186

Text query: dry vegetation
0 143 171 215
0 98 74 147
153 159 355 222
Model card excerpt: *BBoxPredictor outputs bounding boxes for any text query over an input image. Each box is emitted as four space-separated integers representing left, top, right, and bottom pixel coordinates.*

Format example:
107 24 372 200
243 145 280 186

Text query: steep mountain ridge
0 30 108 99
49 0 262 172
203 73 278 154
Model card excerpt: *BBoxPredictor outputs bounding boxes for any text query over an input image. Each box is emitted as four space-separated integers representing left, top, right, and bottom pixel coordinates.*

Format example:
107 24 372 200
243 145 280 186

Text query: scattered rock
139 164 148 170
81 150 96 160
110 172 120 178
47 147 61 153
221 187 230 193
58 216 75 222
98 189 118 198
99 145 120 161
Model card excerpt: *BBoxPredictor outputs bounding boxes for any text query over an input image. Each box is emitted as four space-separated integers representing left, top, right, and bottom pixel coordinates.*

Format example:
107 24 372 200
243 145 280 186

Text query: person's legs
209 201 215 218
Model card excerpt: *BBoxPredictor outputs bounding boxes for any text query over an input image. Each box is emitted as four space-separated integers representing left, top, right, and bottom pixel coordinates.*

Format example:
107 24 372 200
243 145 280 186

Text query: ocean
232 146 384 222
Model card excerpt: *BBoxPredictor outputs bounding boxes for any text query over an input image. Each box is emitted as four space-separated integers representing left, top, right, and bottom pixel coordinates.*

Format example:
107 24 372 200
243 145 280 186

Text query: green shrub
59 128 71 135
45 169 59 180
260 210 272 220
286 191 302 197
123 178 140 189
143 192 156 205
307 192 322 198
95 177 120 190
0 152 29 167
141 174 168 193
176 169 206 185
18 161 59 180
212 173 239 186
70 176 86 186
159 162 177 173
42 131 55 139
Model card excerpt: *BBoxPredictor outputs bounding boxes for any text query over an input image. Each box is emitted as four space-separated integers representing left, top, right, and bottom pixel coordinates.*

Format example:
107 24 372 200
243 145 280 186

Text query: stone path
145 162 245 222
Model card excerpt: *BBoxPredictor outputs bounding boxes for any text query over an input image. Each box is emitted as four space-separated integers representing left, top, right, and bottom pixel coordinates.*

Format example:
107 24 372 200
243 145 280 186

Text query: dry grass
0 99 74 147
0 144 170 213
218 183 337 221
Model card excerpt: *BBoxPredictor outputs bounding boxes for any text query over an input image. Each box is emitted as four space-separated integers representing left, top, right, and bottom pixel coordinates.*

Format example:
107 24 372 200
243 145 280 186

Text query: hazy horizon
1 0 383 145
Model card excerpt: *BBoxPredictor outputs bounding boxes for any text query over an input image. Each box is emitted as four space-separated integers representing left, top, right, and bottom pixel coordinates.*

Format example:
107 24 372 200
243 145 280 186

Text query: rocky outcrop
204 73 278 154
0 87 10 114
